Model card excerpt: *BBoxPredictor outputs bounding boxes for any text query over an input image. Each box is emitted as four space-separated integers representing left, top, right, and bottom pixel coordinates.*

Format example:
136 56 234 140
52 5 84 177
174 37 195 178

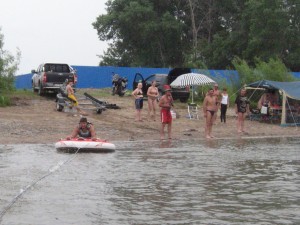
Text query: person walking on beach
203 88 217 138
235 88 250 134
220 88 229 123
132 82 144 122
159 85 173 140
147 80 159 121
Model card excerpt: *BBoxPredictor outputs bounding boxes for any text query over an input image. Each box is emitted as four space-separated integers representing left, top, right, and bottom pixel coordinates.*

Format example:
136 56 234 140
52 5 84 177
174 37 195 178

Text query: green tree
93 0 189 67
0 29 20 94
232 56 295 87
282 0 300 71
201 0 300 70
94 0 300 72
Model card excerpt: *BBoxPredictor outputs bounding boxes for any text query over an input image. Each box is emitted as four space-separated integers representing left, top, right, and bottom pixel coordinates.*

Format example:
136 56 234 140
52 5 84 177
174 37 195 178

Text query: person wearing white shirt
220 88 229 123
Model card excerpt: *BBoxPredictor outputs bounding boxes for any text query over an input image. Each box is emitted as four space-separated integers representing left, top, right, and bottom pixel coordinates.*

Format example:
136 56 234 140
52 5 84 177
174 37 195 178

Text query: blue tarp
247 80 300 100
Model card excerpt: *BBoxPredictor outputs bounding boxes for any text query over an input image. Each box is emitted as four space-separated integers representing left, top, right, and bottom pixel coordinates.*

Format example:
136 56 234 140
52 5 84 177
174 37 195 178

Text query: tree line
93 0 300 72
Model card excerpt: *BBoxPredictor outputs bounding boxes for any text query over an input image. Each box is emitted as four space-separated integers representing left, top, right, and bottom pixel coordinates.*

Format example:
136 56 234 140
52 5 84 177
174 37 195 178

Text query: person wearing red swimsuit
159 85 174 140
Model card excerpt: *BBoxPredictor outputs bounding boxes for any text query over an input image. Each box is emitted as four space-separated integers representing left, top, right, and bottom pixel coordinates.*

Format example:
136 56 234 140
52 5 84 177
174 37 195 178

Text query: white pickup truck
31 63 77 95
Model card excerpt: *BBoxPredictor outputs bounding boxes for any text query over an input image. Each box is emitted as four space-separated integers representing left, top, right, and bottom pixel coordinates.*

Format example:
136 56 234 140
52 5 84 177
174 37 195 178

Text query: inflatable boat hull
55 138 116 153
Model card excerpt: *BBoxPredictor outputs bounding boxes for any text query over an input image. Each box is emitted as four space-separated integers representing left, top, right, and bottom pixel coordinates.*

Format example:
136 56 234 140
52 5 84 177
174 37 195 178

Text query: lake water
0 137 299 225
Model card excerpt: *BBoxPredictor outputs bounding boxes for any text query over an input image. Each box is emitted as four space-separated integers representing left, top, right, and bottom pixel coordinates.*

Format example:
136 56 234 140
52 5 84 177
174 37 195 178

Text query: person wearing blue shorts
132 83 144 121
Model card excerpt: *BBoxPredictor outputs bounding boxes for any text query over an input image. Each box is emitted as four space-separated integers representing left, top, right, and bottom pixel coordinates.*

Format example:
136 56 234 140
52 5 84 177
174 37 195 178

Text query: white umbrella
170 73 216 103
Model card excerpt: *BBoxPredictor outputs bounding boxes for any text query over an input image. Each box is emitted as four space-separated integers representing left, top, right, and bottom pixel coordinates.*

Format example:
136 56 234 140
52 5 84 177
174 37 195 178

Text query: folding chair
188 103 199 119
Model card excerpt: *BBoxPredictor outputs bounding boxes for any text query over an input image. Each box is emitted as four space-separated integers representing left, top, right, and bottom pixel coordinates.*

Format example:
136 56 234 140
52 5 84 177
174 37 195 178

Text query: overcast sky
0 0 108 74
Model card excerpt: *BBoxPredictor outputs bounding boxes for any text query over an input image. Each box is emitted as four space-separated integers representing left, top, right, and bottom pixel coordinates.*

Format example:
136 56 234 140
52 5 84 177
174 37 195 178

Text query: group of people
132 81 173 140
67 81 174 141
132 81 251 140
66 80 252 141
132 80 160 122
203 84 250 138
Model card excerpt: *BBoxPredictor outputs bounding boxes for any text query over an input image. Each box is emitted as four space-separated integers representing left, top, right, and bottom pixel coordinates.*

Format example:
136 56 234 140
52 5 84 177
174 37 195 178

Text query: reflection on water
0 138 299 225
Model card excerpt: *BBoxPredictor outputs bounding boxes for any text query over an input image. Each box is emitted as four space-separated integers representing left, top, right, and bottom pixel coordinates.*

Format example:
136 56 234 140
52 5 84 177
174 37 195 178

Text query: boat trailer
56 91 120 114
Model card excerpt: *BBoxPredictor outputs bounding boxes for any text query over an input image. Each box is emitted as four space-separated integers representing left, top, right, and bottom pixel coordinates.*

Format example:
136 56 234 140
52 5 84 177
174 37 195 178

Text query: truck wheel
38 83 44 96
56 102 63 111
32 83 38 93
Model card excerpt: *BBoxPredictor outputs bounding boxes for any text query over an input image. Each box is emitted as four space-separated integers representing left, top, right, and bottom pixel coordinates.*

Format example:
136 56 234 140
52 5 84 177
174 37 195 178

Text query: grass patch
0 89 39 107
13 89 39 98
0 95 11 106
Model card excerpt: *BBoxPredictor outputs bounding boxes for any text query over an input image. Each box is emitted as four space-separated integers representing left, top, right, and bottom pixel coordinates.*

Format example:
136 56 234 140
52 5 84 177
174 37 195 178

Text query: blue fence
15 65 300 90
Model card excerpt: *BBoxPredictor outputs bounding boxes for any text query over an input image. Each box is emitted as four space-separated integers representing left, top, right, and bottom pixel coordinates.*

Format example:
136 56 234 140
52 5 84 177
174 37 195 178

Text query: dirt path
0 91 299 145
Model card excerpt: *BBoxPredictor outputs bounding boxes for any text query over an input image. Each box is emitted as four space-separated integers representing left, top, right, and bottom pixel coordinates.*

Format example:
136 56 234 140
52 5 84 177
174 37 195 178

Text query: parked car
133 68 191 102
31 63 77 95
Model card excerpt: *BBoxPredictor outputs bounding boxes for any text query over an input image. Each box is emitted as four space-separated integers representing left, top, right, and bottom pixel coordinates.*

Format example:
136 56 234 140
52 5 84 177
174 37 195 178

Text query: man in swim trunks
203 88 217 138
159 85 173 140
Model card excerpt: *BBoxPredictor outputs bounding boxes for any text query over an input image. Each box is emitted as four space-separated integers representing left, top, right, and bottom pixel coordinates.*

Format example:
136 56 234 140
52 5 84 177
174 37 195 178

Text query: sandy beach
0 89 299 145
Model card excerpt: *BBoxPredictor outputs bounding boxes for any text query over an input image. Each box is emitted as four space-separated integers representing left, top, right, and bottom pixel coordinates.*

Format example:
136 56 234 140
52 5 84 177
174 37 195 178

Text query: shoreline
0 91 299 145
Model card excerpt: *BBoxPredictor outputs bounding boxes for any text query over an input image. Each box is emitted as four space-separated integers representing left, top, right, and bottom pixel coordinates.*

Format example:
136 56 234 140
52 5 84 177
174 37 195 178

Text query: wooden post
281 91 286 125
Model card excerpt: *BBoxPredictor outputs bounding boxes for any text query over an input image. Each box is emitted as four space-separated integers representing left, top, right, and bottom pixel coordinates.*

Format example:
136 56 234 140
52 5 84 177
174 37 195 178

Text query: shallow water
0 137 299 225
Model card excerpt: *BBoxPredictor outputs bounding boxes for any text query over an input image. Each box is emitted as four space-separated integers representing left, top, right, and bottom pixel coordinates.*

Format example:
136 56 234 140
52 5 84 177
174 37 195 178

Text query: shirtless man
66 80 87 115
203 88 217 138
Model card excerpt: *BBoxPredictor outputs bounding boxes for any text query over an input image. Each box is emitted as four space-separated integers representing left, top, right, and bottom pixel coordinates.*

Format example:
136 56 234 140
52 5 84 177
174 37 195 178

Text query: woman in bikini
147 80 159 121
132 82 144 121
